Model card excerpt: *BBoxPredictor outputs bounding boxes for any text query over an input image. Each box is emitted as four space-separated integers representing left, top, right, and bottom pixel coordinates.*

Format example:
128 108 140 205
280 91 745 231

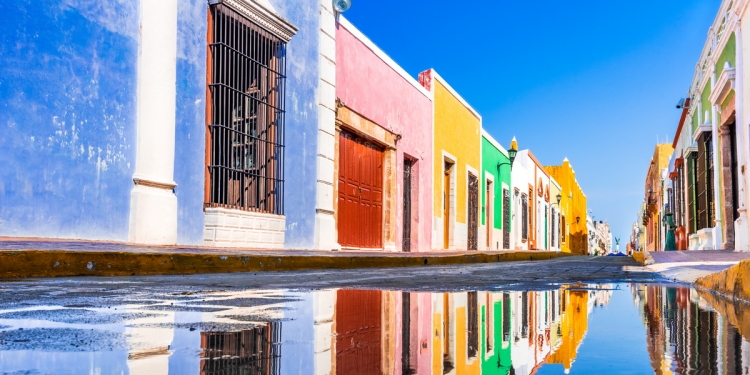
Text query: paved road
0 256 660 308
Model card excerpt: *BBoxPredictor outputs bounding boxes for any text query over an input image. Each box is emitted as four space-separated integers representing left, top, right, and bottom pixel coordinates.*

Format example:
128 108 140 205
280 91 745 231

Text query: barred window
521 194 528 241
206 3 287 214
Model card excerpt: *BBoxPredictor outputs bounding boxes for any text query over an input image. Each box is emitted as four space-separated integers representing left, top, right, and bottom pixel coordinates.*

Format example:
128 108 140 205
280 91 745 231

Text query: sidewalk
0 237 574 278
640 250 750 283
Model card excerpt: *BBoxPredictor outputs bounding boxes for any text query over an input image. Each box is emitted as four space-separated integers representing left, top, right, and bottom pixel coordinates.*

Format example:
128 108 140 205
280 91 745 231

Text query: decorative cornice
210 0 298 42
709 67 736 105
133 178 177 190
693 123 713 142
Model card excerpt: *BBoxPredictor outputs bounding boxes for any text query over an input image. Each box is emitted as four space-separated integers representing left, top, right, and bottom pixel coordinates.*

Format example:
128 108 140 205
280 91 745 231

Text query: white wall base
697 228 715 250
313 289 335 375
128 185 177 245
314 211 340 251
735 213 749 251
689 234 701 250
203 207 285 249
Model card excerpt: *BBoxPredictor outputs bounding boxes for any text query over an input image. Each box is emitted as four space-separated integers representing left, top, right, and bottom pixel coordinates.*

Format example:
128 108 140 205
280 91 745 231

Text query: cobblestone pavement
0 256 661 309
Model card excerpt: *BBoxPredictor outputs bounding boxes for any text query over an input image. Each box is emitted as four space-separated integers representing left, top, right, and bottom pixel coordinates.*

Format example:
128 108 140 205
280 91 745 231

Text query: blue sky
343 0 721 242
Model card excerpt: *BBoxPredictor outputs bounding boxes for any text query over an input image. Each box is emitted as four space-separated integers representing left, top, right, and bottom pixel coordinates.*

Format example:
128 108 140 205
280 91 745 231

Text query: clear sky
343 0 722 243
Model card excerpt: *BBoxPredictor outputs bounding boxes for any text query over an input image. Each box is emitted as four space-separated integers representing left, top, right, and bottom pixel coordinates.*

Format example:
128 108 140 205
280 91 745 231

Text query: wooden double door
338 131 384 248
336 290 383 375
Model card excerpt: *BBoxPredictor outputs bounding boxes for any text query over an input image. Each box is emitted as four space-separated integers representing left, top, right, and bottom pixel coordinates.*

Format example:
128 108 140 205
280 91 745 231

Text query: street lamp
497 137 518 171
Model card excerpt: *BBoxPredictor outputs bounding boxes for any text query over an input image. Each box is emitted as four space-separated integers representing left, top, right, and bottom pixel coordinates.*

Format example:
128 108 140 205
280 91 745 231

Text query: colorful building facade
655 0 750 252
546 158 588 254
334 18 433 251
511 149 553 250
480 131 512 250
419 70 482 251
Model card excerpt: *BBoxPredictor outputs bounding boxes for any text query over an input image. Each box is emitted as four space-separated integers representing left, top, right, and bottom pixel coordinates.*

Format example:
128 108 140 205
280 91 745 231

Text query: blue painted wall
174 0 320 246
0 0 138 240
0 0 320 246
175 0 209 245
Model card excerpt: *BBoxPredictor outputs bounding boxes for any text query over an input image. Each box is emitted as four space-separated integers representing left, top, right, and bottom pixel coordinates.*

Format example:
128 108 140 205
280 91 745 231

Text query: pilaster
720 124 736 249
128 0 179 245
314 0 340 250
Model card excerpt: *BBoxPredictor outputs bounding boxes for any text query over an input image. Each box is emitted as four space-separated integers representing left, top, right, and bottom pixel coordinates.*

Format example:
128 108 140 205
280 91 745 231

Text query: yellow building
546 289 589 372
643 144 673 251
545 159 588 255
418 69 482 250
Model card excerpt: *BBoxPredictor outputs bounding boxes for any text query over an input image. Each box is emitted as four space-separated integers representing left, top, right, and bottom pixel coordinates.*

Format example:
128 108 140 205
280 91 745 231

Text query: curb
0 250 576 279
632 250 654 266
695 259 750 303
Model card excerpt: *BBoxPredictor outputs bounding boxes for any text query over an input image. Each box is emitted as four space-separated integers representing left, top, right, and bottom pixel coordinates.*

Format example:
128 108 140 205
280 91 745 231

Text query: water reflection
0 284 748 374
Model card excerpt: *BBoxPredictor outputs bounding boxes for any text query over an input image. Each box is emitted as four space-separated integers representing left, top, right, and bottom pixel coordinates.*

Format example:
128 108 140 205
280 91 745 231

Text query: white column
712 64 725 249
314 0 340 250
735 24 749 251
128 0 178 245
313 290 335 375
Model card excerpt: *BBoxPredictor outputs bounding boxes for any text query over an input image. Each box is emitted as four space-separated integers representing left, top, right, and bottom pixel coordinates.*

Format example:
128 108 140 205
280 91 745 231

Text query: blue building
0 0 333 249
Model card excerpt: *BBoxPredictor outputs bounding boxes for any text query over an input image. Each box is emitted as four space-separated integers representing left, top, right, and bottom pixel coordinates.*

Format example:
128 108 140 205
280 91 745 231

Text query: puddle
0 283 746 374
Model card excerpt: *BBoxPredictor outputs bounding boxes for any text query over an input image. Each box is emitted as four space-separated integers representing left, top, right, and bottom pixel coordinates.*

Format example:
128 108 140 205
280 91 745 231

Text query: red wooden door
338 131 383 248
336 290 382 375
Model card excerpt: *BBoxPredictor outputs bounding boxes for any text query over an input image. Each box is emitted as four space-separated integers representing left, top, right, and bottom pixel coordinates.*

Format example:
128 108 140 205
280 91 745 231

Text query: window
696 133 714 229
561 215 566 244
467 291 478 358
688 154 697 234
521 193 529 241
206 3 287 214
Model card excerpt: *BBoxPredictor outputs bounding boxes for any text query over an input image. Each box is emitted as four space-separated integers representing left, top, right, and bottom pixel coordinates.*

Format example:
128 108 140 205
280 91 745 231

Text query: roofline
337 17 432 99
526 150 551 178
672 98 691 149
427 69 482 120
481 129 509 157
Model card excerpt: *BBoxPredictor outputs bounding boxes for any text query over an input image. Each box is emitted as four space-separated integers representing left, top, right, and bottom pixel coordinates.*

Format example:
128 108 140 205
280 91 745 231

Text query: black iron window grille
688 155 697 234
696 133 714 229
521 194 529 241
503 189 510 249
200 322 282 375
206 3 287 214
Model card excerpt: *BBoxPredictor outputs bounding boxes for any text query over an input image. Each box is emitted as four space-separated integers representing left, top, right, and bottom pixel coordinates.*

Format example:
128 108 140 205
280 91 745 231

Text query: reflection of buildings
632 284 750 374
200 324 281 375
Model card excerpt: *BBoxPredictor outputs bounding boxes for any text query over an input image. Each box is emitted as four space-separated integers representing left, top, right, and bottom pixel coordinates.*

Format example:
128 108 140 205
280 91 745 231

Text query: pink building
334 18 433 252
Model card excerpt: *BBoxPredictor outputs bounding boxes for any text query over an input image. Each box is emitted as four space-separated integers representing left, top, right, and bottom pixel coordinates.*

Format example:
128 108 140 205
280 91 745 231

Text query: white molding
204 207 285 248
442 150 458 164
484 170 495 183
709 67 736 105
480 129 509 157
550 177 561 190
212 0 298 42
690 0 739 96
429 69 482 120
337 17 431 99
693 123 713 141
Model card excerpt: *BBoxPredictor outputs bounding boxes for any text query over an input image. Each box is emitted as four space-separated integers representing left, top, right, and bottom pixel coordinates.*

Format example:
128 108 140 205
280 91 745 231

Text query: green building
481 130 513 250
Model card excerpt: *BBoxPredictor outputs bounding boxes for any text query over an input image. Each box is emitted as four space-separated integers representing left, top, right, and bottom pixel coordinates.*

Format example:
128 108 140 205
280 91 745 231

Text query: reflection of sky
536 284 654 375
0 291 316 375
168 312 202 375
280 292 314 375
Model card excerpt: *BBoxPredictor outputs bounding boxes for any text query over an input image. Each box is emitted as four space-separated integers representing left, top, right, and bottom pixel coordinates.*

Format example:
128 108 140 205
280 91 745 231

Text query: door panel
338 132 383 248
336 290 382 375
503 189 510 249
403 159 413 252
444 165 451 249
468 174 478 250
486 182 491 248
